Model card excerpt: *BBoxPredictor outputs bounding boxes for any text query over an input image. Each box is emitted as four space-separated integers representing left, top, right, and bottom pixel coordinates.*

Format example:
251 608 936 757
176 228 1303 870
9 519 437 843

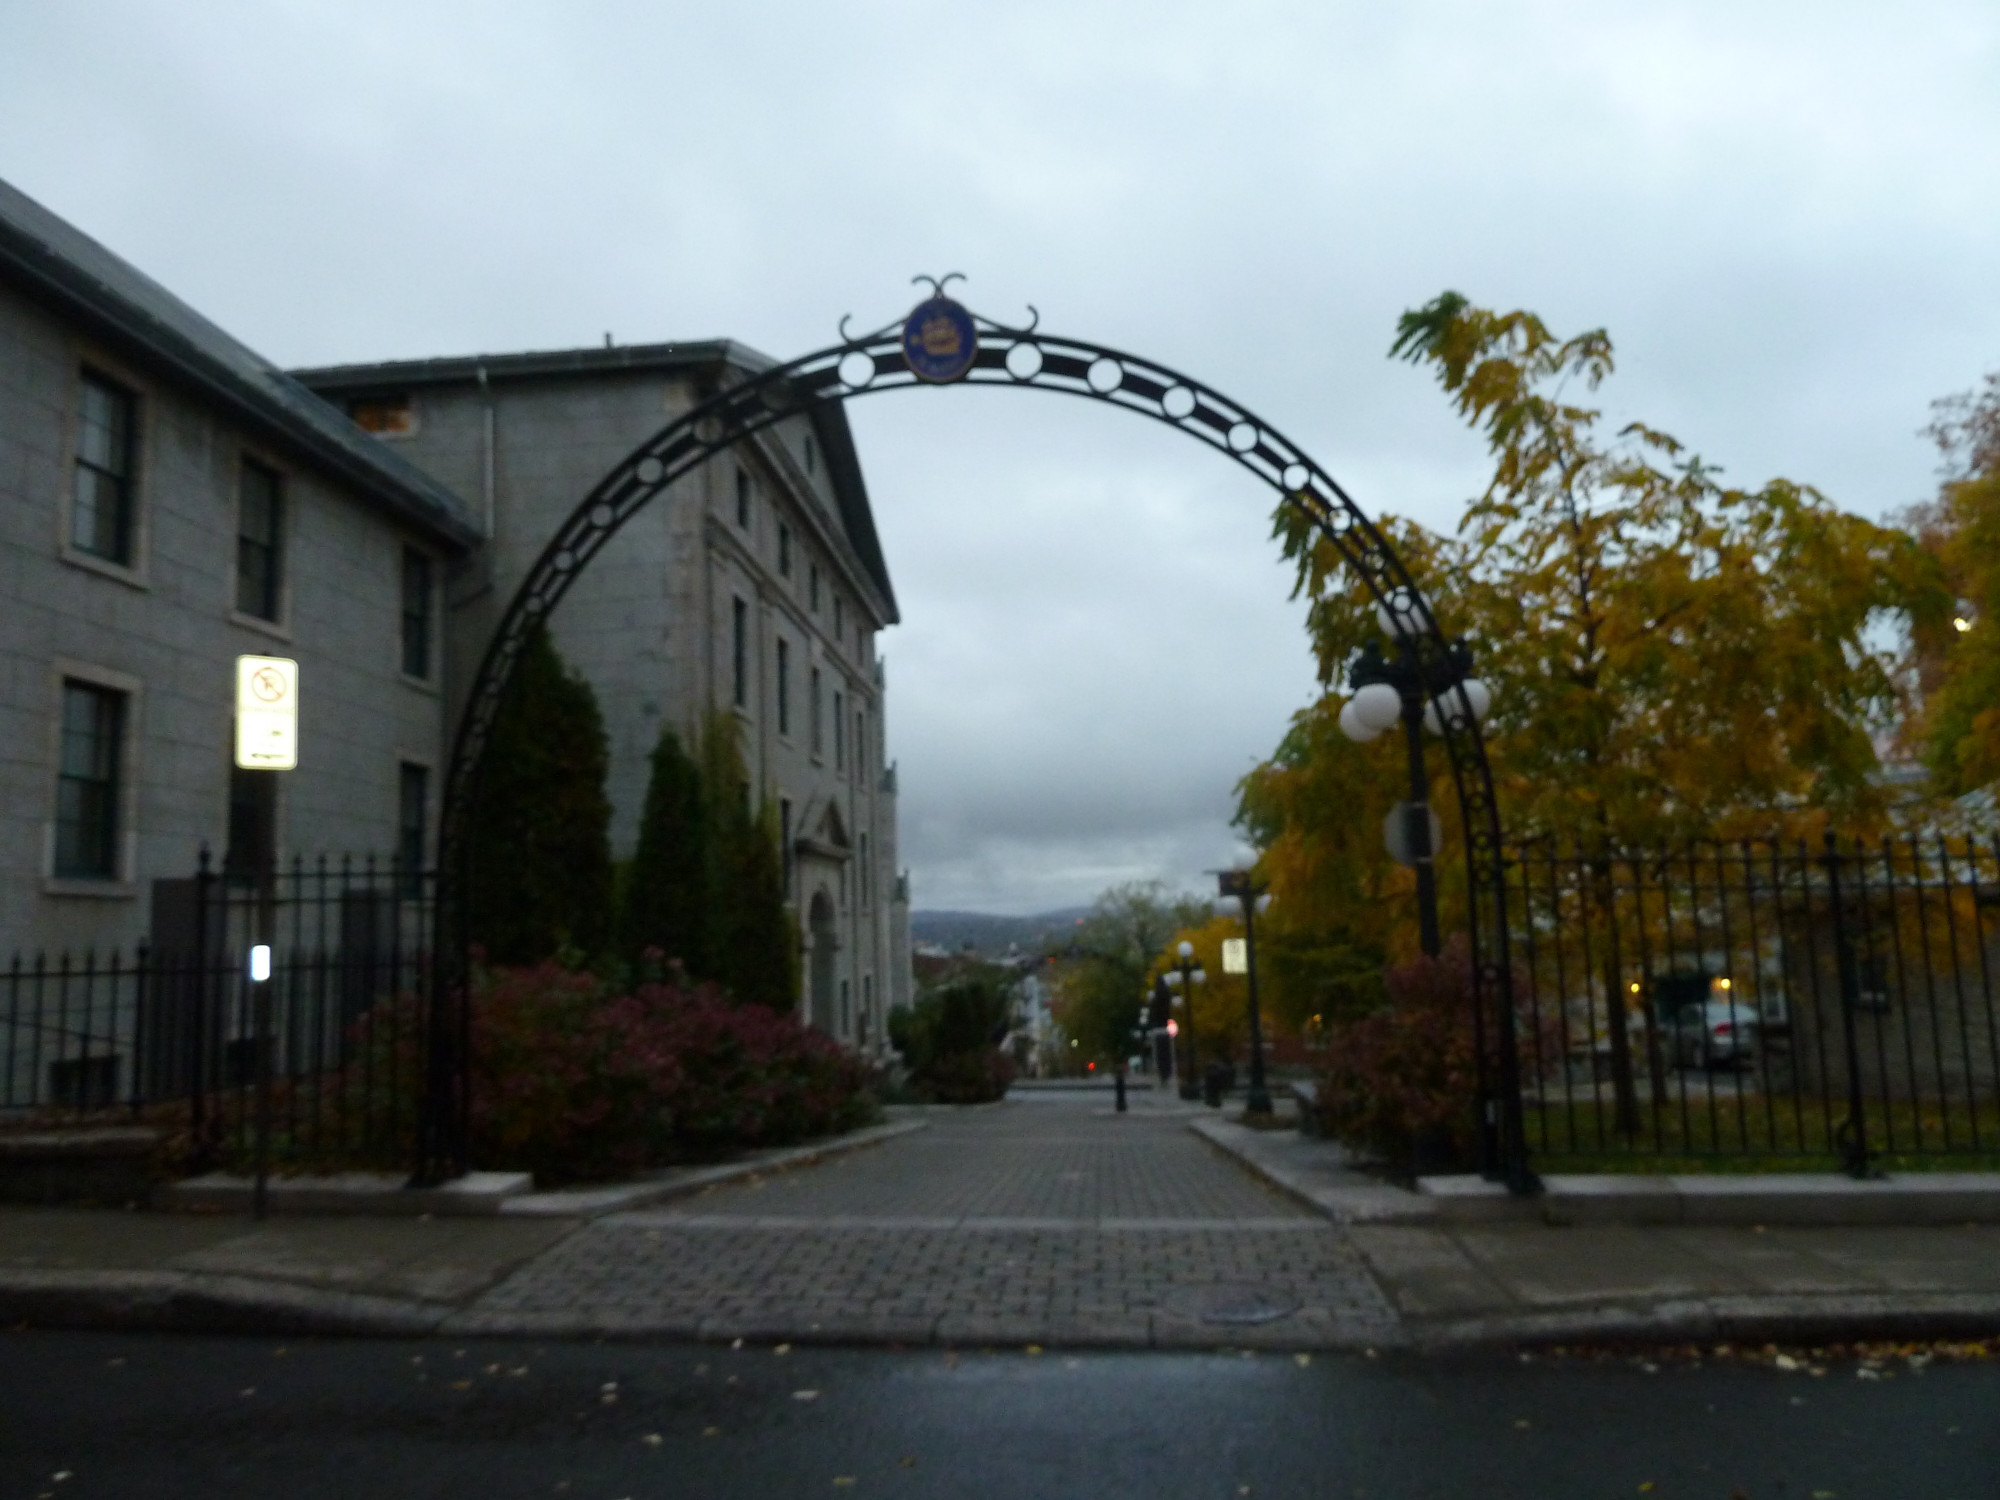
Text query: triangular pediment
794 796 853 860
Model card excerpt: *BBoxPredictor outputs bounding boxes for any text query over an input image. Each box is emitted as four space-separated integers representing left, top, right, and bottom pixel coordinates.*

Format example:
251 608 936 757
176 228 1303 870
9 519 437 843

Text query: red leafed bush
470 962 876 1184
1313 938 1483 1173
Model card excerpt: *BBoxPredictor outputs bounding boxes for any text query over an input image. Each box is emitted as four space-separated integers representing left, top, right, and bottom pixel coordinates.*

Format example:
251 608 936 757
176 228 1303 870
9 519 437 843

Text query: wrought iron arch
419 295 1535 1192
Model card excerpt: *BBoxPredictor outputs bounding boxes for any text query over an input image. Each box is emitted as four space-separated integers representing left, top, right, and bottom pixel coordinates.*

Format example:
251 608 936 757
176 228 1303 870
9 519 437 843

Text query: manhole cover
1167 1284 1302 1326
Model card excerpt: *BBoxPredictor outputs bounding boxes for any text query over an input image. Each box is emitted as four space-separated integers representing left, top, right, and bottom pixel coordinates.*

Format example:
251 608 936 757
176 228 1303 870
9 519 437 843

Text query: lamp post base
1244 1087 1274 1116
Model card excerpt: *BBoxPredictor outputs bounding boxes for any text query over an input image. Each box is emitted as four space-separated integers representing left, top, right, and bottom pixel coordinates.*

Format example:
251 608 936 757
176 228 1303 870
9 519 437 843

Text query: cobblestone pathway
462 1096 1401 1349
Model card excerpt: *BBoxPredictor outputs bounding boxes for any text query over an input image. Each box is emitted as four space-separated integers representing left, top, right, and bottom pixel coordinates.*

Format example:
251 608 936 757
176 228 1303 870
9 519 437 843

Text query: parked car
1671 1000 1760 1070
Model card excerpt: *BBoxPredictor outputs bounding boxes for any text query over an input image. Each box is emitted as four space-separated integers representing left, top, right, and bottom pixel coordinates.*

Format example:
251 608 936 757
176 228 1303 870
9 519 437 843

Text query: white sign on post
234 655 299 770
1221 938 1248 975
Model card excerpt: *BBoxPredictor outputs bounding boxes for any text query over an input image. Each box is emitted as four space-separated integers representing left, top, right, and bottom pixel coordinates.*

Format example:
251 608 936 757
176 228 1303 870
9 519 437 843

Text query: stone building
291 347 909 1054
0 175 911 1050
0 176 479 956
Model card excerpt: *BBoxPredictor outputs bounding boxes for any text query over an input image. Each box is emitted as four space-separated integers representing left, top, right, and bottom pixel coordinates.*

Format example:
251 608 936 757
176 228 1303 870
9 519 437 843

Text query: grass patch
1525 1094 2000 1174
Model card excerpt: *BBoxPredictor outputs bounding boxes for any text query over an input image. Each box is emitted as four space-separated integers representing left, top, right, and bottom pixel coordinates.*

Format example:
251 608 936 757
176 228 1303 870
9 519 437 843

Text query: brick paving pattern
464 1097 1400 1348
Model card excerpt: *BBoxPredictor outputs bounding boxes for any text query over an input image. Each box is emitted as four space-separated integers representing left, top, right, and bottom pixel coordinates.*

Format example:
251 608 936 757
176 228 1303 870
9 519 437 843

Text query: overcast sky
4 2 1995 913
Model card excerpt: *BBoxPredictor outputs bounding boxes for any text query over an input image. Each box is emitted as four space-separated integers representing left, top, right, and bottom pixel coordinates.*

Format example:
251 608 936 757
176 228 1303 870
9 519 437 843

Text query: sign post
233 656 296 1218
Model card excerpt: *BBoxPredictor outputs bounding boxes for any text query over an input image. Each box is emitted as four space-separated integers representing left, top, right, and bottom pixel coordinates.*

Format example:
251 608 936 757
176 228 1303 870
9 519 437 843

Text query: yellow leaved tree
1246 293 1948 1131
1903 371 2000 795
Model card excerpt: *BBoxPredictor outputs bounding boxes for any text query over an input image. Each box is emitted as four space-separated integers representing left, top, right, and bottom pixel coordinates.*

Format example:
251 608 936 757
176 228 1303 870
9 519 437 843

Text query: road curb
0 1269 447 1337
1187 1116 1436 1224
1407 1292 2000 1352
500 1117 929 1218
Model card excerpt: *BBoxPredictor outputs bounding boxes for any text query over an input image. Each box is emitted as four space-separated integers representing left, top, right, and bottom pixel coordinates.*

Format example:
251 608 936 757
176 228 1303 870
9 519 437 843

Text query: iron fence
2 852 434 1175
1508 831 2000 1173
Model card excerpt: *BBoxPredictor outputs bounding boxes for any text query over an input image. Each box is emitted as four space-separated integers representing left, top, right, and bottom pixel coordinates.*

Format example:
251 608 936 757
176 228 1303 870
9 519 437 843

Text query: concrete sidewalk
1194 1115 2000 1348
2 1102 1999 1351
0 1119 927 1337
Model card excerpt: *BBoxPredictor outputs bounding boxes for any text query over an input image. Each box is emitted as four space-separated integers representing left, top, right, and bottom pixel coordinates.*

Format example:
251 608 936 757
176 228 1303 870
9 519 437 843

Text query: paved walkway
5 1094 2000 1350
458 1094 1401 1347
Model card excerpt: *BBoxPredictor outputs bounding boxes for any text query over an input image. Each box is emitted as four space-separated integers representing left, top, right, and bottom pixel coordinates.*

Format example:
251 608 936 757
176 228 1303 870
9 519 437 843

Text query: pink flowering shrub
470 962 876 1184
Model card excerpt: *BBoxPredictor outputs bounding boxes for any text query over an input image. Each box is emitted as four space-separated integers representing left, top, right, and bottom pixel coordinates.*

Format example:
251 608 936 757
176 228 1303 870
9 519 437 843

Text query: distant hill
910 907 1093 956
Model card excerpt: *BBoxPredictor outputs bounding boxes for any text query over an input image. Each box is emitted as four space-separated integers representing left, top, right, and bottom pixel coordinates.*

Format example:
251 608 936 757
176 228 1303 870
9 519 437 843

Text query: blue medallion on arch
901 297 978 384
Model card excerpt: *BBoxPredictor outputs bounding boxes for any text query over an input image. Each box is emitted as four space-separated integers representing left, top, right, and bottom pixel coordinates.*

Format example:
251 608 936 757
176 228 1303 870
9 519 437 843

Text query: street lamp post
1218 868 1274 1117
1336 591 1493 959
1164 941 1207 1102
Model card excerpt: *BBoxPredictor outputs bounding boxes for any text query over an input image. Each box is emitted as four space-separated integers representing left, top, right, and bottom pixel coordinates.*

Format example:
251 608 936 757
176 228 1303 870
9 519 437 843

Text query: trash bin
1203 1059 1229 1109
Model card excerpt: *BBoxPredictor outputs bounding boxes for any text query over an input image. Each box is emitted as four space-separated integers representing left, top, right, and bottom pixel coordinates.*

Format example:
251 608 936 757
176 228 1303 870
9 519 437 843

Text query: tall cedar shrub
619 726 717 975
465 623 614 965
700 714 800 1010
719 797 801 1011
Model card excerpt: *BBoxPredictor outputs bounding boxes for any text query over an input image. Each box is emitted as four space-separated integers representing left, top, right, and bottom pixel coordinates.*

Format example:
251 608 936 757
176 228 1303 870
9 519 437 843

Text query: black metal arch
420 301 1534 1191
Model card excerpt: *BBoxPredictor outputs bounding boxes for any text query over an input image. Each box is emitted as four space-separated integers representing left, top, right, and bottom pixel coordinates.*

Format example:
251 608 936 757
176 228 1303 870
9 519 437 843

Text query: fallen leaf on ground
703 1427 720 1438
793 1390 819 1401
642 1434 662 1447
775 1344 792 1356
1294 1354 1311 1368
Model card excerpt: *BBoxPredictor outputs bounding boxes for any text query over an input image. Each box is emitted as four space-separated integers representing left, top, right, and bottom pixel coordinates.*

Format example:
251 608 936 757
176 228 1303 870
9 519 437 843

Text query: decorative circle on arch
419 293 1534 1197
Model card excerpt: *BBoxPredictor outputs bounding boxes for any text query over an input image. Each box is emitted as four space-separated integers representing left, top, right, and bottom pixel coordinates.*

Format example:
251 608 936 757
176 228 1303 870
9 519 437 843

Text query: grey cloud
3 0 1994 910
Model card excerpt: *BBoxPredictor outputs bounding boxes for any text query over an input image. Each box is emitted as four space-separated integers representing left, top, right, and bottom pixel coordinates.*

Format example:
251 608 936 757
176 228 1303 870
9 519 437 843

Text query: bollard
1114 1067 1127 1113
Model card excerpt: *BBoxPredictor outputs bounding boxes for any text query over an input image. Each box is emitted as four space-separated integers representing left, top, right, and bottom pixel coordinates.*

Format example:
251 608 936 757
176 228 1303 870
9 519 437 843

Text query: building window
780 797 793 894
224 766 277 882
401 548 433 679
397 763 428 887
778 523 792 577
834 596 845 643
804 435 817 475
54 680 124 879
348 394 415 437
839 977 850 1034
776 639 791 736
833 689 845 769
861 833 871 908
731 596 748 708
72 370 137 565
810 667 823 756
855 710 865 779
735 469 752 530
235 458 284 621
810 565 821 614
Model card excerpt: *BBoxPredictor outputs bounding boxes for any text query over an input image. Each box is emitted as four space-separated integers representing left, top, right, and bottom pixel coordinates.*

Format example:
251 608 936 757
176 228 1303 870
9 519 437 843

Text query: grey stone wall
0 285 451 955
340 365 905 1048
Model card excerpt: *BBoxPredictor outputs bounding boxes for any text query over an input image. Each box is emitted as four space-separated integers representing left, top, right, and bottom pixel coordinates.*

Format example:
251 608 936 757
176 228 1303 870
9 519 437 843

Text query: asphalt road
0 1331 1992 1499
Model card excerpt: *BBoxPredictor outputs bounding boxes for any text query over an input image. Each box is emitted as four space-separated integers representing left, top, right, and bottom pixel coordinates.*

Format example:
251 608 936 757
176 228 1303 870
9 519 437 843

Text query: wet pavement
3 1328 1992 1499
